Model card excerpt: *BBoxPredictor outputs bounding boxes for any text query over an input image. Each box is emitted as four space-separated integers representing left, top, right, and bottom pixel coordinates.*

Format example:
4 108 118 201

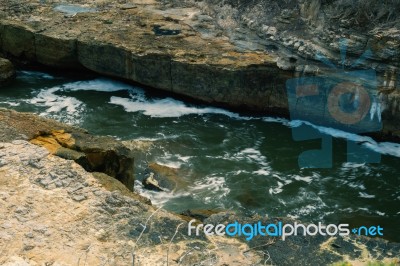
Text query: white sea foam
0 101 20 106
191 175 230 199
358 192 375 199
23 74 400 159
288 120 400 158
109 95 242 118
269 181 284 194
231 147 270 167
18 71 56 80
347 182 366 190
153 161 182 169
30 87 84 116
293 175 314 183
133 180 191 207
253 168 271 176
63 79 133 92
262 116 290 125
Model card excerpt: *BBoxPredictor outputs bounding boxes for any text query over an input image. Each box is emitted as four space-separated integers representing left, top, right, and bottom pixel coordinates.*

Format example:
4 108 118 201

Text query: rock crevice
0 108 135 191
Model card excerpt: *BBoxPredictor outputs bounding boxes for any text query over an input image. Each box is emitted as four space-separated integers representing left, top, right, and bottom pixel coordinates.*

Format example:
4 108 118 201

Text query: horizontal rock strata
1 0 400 139
0 108 135 190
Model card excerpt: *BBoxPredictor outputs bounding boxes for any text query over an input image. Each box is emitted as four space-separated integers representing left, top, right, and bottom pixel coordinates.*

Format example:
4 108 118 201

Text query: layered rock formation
0 140 267 265
1 109 399 265
0 0 399 140
0 108 135 190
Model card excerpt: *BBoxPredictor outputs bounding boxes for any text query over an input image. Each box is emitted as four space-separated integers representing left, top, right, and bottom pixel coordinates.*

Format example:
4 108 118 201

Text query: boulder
142 162 189 192
142 172 164 192
0 57 15 83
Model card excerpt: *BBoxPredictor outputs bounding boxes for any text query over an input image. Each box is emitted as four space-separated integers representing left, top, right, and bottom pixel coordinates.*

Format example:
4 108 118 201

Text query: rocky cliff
0 0 399 139
1 109 399 265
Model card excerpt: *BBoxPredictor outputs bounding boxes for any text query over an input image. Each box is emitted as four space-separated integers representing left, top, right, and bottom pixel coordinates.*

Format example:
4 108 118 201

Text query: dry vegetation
324 0 400 27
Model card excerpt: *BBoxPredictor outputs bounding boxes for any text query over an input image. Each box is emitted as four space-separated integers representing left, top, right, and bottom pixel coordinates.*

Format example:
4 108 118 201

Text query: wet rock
92 172 151 205
142 162 189 192
122 139 154 152
180 209 221 222
142 172 164 191
35 32 80 69
1 22 35 61
0 58 15 84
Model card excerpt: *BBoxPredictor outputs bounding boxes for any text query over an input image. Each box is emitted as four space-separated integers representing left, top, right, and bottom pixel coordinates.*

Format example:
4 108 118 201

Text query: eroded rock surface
143 162 190 192
0 108 135 190
0 57 15 84
1 0 400 140
0 0 289 114
0 109 399 265
0 141 265 265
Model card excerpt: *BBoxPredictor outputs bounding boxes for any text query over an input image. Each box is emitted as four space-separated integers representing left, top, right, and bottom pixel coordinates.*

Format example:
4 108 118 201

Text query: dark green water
1 71 399 242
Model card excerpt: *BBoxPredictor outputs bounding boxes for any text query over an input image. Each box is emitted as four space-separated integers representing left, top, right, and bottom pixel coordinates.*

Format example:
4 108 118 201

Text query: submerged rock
142 162 189 192
0 58 15 84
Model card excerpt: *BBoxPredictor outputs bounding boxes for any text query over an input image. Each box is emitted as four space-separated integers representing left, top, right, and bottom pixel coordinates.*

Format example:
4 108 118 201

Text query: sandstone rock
31 130 136 191
35 32 80 68
0 140 266 265
92 172 151 205
122 139 154 152
0 108 135 191
143 172 164 191
1 22 35 61
0 0 399 143
0 57 15 83
0 0 288 114
142 162 190 192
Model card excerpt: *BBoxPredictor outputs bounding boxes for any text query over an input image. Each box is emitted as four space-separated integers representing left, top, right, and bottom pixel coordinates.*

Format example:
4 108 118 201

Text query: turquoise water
1 70 399 242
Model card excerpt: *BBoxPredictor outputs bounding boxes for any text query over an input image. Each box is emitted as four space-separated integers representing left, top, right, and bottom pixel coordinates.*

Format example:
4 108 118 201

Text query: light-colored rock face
0 108 136 190
0 141 266 265
0 57 15 83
